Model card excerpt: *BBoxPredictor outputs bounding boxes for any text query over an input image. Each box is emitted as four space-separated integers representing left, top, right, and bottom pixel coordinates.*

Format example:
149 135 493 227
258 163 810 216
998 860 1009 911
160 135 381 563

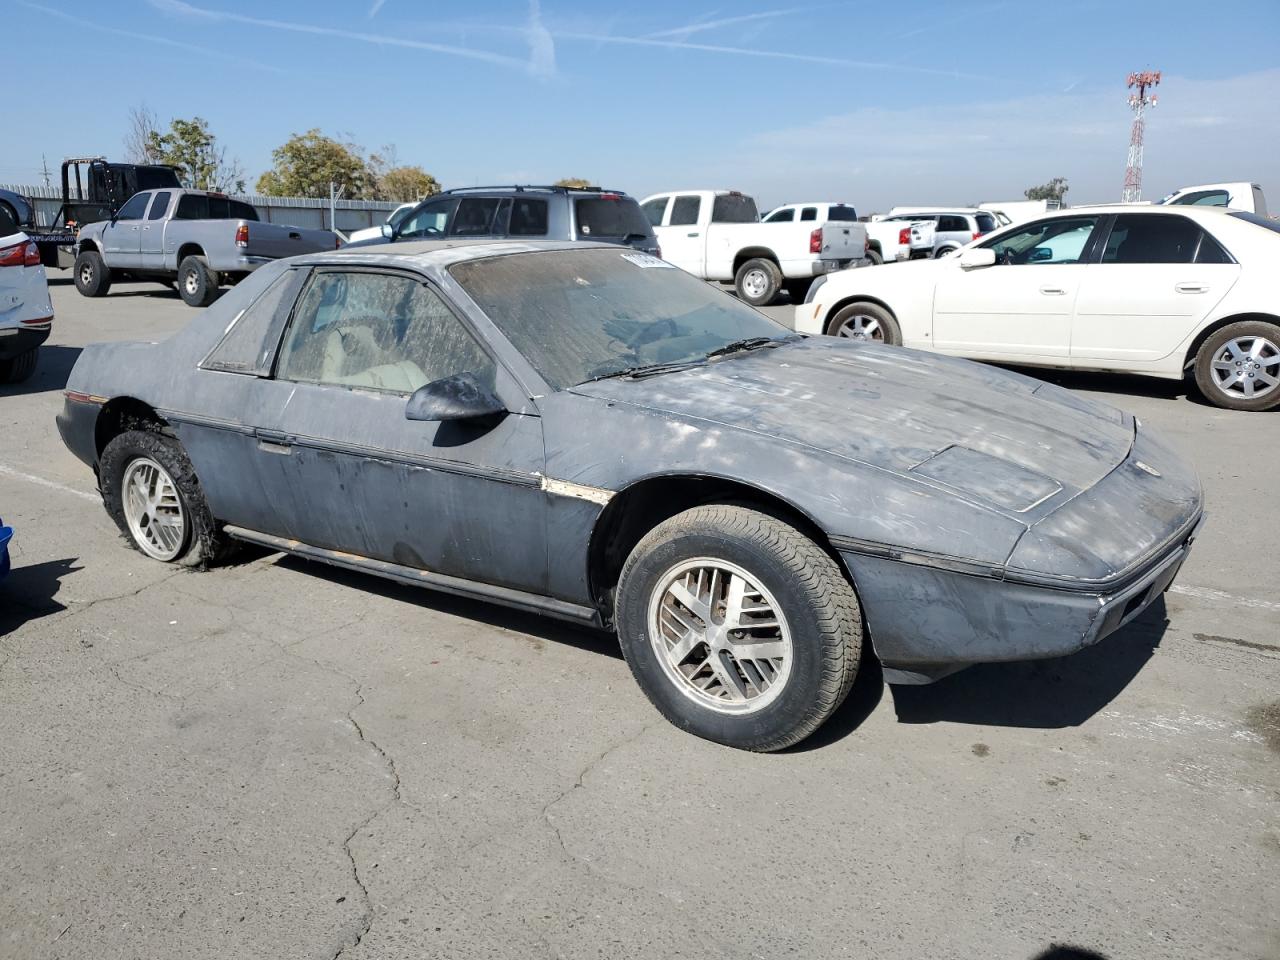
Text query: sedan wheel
825 301 902 345
835 313 884 341
1194 320 1280 411
648 558 793 715
615 504 862 751
121 457 187 561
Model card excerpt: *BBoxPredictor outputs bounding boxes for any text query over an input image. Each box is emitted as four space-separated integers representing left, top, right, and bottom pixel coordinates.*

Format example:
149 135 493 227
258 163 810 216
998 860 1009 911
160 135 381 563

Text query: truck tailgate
243 222 335 260
820 221 866 262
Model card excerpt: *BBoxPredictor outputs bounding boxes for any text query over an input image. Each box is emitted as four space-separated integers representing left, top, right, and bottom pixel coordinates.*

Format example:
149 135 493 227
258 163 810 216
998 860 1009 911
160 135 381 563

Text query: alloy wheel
647 558 792 715
121 457 187 561
835 314 884 341
1209 335 1280 401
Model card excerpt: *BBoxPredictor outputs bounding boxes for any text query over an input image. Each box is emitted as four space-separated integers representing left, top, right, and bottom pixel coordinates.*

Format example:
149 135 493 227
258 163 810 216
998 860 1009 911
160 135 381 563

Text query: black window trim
266 265 510 396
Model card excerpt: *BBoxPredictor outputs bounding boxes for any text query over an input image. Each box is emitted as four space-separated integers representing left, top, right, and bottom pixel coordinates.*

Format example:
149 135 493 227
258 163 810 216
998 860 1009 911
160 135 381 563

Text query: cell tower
1122 70 1161 202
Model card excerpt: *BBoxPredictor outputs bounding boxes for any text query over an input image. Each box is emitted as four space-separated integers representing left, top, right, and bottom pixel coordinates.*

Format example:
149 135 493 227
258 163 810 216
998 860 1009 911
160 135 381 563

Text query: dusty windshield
450 248 790 390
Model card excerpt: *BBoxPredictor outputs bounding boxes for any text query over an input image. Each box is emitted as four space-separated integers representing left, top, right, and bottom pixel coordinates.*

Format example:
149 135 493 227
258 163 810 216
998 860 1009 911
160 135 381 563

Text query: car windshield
450 248 790 390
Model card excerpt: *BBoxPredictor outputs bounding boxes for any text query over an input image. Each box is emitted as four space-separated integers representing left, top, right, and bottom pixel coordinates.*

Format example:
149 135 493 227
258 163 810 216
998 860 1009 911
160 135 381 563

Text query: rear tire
933 246 959 259
615 505 862 752
824 301 902 345
73 250 111 297
865 248 884 266
0 348 38 384
734 258 782 307
99 430 232 567
1193 320 1280 411
178 255 219 307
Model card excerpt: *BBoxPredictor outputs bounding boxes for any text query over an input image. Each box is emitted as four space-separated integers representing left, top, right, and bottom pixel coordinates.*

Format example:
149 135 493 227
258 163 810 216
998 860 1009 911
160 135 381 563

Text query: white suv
0 230 53 384
797 205 1280 411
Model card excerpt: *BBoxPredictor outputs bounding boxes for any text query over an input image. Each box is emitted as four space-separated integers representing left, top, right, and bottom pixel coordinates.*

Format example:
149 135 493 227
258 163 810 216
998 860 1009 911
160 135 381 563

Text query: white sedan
796 205 1280 411
0 230 53 384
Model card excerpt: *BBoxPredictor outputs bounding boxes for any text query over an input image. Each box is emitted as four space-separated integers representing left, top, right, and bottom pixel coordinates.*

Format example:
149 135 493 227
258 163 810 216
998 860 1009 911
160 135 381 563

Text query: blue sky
5 0 1279 211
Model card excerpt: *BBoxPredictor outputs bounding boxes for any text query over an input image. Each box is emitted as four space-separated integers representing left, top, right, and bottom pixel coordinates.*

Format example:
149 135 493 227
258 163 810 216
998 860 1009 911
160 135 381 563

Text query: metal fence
0 183 402 234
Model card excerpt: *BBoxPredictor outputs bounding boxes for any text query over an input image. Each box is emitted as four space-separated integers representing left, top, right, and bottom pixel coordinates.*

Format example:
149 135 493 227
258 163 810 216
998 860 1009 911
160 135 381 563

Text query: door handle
1175 283 1209 294
686 232 700 237
1039 286 1067 295
255 429 292 452
288 231 300 239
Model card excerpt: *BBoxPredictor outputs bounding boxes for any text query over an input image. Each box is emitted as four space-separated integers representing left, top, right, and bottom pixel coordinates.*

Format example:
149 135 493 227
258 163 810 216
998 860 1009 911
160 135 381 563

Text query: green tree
377 165 441 202
147 116 245 192
1025 177 1069 202
554 177 593 188
256 129 372 199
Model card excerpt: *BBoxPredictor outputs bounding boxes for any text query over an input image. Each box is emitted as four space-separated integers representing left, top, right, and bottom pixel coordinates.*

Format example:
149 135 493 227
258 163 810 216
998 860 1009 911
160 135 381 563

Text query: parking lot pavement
1 272 1276 960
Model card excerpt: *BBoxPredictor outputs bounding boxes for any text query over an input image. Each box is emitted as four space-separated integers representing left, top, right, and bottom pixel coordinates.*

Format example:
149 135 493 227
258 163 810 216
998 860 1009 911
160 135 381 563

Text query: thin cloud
552 30 985 80
368 0 386 18
526 0 557 79
16 0 285 74
644 8 806 40
147 0 531 71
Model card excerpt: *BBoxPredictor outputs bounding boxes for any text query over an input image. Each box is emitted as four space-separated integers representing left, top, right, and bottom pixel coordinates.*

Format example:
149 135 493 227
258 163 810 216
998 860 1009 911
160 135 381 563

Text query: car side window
1169 189 1229 207
147 192 171 220
984 216 1099 265
669 195 702 227
800 207 818 222
451 198 503 237
641 197 668 226
116 193 150 221
1101 214 1200 264
202 269 303 375
276 272 496 395
1195 231 1233 264
508 198 548 236
398 198 458 239
937 215 966 232
766 208 794 222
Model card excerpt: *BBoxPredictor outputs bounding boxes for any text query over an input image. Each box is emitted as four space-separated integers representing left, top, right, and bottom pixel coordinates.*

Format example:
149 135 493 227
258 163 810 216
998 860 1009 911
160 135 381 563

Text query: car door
1071 213 1241 363
248 267 550 595
100 191 149 268
657 194 706 275
139 191 171 269
931 214 1103 361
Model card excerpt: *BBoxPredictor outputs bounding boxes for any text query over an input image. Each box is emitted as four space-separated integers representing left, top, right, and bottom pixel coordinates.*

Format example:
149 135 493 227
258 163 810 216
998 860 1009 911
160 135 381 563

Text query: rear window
827 205 858 221
133 167 182 191
711 194 759 223
1230 211 1280 235
574 197 652 239
974 214 998 233
174 194 260 221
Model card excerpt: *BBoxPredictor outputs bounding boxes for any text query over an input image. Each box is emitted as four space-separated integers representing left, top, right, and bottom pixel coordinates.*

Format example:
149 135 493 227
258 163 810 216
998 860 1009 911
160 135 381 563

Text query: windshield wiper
577 359 705 384
703 335 796 360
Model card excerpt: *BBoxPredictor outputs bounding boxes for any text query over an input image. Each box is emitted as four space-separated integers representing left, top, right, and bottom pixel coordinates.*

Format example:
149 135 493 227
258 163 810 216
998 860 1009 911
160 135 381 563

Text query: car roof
1045 204 1236 217
297 238 621 270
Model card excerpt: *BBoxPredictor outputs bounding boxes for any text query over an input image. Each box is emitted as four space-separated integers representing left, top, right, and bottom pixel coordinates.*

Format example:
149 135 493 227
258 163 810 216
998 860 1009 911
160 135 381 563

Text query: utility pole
40 154 52 188
329 181 345 232
1122 70 1160 202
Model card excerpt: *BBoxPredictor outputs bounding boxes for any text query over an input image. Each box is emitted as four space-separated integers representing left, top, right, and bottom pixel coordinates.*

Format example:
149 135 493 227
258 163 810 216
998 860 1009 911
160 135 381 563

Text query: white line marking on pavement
0 463 99 503
1168 583 1280 612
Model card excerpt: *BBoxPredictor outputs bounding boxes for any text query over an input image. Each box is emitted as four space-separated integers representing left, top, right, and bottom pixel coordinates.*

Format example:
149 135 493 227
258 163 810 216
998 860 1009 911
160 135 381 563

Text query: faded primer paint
55 240 1205 684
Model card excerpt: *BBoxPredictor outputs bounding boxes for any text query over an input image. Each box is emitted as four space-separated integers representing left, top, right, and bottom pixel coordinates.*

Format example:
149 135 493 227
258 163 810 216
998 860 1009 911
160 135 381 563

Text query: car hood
571 337 1133 516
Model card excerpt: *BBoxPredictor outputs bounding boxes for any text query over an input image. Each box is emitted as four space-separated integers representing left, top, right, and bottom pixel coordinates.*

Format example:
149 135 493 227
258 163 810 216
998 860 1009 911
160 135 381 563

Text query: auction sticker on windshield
620 252 674 268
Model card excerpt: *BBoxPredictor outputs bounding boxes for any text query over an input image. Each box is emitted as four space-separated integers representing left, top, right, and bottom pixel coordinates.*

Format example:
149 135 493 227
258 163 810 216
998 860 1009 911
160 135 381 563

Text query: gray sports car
57 240 1204 751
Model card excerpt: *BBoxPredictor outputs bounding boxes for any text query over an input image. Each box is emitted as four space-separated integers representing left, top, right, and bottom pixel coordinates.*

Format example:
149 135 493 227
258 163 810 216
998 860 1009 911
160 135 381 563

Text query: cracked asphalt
1 273 1277 960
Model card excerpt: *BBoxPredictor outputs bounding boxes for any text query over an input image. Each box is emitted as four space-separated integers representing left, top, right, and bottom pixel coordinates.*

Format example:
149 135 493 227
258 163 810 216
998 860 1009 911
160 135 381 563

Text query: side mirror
1028 246 1052 262
958 248 996 270
381 222 394 240
406 373 505 423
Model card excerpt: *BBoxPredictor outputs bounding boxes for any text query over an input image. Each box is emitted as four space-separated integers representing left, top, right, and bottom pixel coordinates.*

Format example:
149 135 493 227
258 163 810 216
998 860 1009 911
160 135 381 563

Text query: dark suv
349 185 659 254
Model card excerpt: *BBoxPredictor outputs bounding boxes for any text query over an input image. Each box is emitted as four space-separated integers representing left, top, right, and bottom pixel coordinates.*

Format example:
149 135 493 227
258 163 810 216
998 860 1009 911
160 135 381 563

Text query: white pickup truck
640 190 867 304
1159 181 1268 216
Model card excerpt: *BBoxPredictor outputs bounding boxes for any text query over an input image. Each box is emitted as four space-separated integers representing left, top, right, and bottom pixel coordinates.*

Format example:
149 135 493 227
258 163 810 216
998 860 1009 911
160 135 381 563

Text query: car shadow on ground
1 344 81 397
1000 365 1213 408
0 557 80 637
1031 947 1110 960
273 554 624 661
889 598 1168 728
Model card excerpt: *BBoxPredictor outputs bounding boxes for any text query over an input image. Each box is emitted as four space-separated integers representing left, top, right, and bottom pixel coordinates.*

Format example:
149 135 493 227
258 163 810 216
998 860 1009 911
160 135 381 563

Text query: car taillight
656 245 662 259
972 232 982 241
898 227 911 245
334 234 341 249
809 227 822 254
0 241 39 267
235 223 249 248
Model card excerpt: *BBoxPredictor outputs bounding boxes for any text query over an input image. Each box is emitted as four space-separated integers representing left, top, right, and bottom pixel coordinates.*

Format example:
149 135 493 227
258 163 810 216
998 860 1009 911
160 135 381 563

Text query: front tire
615 505 862 752
824 301 902 345
1193 320 1280 411
73 250 111 297
99 430 231 567
0 347 38 384
178 255 219 307
734 258 782 306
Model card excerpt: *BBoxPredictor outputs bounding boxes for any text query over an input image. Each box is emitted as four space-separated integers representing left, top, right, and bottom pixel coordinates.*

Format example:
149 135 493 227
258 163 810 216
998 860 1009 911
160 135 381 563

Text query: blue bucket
0 522 12 580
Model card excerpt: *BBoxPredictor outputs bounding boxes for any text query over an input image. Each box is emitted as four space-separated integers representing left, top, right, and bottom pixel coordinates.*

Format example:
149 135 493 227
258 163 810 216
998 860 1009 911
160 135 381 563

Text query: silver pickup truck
73 188 337 307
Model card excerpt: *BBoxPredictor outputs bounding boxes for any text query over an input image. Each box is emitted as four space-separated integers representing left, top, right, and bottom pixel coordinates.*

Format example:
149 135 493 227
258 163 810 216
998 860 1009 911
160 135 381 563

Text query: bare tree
124 105 163 164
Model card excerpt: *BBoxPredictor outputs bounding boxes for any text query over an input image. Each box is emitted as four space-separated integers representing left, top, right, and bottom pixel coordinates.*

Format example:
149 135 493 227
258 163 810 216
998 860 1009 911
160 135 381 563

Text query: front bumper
0 323 51 361
842 512 1201 684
